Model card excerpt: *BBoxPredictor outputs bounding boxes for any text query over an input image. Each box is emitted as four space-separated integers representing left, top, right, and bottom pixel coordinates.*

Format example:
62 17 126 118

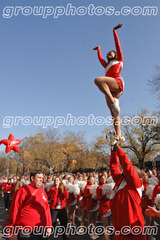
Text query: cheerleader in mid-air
93 23 125 143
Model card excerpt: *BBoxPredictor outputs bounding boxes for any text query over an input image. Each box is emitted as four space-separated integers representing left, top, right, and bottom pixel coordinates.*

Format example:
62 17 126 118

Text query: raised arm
110 150 124 184
113 23 123 62
117 147 142 189
93 46 107 68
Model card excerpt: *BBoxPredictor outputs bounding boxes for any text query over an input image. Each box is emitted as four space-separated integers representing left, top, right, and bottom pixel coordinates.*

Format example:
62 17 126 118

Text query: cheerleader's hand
116 139 123 148
145 206 160 217
114 23 123 30
93 47 99 50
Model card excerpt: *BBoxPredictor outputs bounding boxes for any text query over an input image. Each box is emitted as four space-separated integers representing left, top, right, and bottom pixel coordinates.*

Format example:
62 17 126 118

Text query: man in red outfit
110 141 146 240
3 170 52 240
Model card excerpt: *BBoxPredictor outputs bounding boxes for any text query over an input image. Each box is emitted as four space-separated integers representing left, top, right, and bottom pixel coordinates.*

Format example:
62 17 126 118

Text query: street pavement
0 195 108 240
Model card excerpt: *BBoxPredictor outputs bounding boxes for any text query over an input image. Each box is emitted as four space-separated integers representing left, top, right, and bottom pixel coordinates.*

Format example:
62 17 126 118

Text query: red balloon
0 134 21 153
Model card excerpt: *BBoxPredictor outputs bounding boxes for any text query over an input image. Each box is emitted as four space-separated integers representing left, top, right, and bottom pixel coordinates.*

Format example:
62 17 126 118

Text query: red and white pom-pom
66 183 74 194
155 194 160 210
90 184 98 199
146 185 154 200
73 184 80 195
102 183 115 199
78 181 87 192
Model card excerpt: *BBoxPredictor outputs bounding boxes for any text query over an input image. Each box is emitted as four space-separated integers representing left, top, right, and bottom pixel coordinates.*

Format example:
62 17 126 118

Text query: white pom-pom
90 184 98 199
45 182 54 192
155 194 160 210
102 183 115 199
66 183 74 194
95 179 99 184
78 181 87 192
74 179 79 184
107 176 115 184
146 185 154 200
73 184 80 195
62 179 68 186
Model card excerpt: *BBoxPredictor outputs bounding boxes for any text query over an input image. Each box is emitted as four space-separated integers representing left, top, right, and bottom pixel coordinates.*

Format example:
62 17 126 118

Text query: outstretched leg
105 96 121 137
94 76 121 105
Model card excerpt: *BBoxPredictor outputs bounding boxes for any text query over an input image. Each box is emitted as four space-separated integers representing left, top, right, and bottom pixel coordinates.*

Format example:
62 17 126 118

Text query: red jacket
97 184 110 217
8 184 52 229
110 148 145 238
48 187 69 209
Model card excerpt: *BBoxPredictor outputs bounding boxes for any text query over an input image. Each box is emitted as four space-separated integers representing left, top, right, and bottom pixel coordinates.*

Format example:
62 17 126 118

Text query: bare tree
148 65 160 107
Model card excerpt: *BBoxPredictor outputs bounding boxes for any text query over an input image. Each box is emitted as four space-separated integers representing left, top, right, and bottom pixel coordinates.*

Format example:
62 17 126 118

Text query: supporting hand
114 23 123 30
112 139 122 152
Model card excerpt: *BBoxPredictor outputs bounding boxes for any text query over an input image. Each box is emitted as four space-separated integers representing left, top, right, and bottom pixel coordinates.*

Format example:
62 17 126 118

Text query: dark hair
99 175 106 185
87 176 95 185
134 166 142 178
53 177 64 194
111 50 117 59
30 170 43 181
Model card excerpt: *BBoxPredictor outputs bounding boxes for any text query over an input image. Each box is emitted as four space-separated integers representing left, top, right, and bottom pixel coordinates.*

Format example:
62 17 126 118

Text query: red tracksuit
97 184 110 217
110 148 145 240
8 184 52 229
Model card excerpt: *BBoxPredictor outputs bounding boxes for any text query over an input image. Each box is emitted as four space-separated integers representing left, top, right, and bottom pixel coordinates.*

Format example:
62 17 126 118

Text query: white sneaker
111 98 120 117
111 135 125 145
78 216 82 221
111 135 120 145
120 135 125 143
93 233 100 239
77 228 84 234
91 233 99 240
89 234 94 239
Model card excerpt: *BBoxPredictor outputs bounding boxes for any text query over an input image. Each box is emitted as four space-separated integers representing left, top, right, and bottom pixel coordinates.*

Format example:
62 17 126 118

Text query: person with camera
48 176 69 240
